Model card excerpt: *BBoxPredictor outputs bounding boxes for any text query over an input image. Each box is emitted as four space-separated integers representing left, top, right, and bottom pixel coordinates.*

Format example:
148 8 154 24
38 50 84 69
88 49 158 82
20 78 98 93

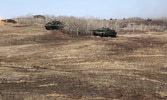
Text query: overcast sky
0 0 167 19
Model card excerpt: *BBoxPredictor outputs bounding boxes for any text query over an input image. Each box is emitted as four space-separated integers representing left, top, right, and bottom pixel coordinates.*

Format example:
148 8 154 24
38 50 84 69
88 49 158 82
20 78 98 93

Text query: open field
0 23 167 100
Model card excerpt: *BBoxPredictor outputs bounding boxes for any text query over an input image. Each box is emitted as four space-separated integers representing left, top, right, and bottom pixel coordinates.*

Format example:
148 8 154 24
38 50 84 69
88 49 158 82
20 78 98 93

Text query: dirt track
0 23 167 100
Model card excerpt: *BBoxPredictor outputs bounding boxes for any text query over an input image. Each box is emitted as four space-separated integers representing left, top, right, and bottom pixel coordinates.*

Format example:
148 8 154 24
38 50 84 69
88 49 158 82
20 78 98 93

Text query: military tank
45 20 63 30
2 19 17 24
92 28 117 37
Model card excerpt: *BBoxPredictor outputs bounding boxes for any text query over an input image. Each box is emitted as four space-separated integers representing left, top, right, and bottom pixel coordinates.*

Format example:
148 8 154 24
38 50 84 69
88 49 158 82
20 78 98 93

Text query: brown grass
0 23 167 100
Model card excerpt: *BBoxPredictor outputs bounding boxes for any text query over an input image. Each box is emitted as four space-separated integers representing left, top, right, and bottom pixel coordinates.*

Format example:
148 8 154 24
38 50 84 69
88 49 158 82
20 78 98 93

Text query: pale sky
0 0 167 19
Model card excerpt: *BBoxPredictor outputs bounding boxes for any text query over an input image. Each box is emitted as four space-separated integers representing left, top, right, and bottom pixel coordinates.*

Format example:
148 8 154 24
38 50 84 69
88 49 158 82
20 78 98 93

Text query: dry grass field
0 23 167 100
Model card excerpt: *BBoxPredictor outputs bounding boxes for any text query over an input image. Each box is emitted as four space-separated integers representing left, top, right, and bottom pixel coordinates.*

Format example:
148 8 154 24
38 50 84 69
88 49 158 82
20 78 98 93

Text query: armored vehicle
2 19 17 24
93 28 117 37
45 20 63 30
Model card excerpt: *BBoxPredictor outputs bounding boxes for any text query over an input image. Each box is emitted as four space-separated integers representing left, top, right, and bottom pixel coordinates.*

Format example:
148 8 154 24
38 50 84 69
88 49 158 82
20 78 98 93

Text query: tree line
14 15 167 35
